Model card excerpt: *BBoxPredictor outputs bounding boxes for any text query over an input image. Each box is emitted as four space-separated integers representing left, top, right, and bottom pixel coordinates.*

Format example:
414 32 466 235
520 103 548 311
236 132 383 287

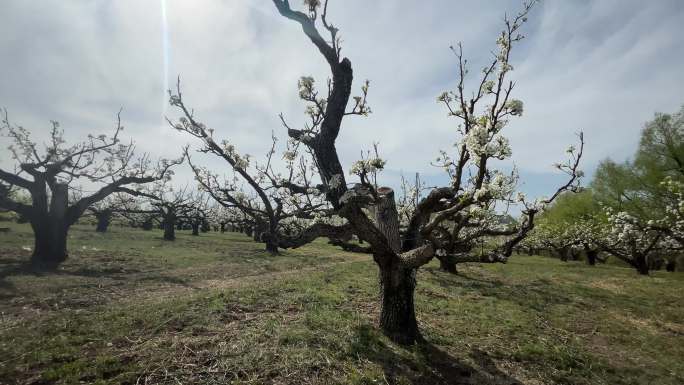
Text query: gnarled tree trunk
374 187 420 344
379 261 420 345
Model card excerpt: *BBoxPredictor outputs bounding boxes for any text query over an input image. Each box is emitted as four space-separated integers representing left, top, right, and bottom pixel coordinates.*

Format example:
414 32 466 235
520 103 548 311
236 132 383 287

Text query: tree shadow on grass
350 324 522 385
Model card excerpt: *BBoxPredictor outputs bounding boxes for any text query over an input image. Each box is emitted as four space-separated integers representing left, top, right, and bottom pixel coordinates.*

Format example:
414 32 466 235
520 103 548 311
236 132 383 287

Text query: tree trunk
374 187 421 344
634 255 650 275
263 220 279 254
439 257 458 274
95 211 111 233
191 223 199 236
220 222 226 233
586 248 597 266
569 248 581 261
666 260 676 272
379 263 420 344
31 220 69 269
265 237 278 254
142 219 153 231
252 225 262 242
163 213 176 241
30 183 69 269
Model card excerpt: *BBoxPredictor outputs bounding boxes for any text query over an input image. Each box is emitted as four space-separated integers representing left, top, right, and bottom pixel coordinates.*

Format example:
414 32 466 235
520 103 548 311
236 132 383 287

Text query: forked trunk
30 183 69 269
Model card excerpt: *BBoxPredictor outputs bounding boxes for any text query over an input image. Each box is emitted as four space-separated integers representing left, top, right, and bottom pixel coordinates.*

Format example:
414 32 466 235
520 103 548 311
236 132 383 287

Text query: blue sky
1 0 683 210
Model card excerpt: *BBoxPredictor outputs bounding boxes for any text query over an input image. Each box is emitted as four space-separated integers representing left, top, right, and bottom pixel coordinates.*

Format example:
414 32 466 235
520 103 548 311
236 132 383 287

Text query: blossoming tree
591 105 684 273
0 110 181 268
266 0 583 343
167 93 345 253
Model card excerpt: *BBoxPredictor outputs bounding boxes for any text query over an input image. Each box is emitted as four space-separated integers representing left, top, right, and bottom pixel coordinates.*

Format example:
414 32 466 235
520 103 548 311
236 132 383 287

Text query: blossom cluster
349 157 386 177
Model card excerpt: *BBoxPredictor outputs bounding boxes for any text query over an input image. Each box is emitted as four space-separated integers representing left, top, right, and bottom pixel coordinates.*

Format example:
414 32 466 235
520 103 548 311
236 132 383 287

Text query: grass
0 222 683 384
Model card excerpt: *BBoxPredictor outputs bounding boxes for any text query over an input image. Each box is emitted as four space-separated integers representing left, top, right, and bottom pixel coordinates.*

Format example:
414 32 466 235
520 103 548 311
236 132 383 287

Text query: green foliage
592 104 684 220
541 189 600 225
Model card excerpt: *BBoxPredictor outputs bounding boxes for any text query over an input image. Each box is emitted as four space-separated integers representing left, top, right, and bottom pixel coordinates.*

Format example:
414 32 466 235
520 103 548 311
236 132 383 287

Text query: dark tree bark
374 188 421 344
142 218 153 231
634 255 650 275
556 246 570 262
666 260 676 272
252 225 262 242
30 183 69 268
163 211 176 241
191 222 200 236
95 210 112 233
378 262 420 345
585 246 598 266
439 257 458 274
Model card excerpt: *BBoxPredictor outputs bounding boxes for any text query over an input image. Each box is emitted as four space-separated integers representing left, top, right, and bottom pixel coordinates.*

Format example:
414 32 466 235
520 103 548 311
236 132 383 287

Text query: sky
1 0 683 207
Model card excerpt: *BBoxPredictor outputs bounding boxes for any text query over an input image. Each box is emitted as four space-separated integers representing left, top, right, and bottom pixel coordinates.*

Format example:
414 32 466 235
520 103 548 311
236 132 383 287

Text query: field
0 223 683 385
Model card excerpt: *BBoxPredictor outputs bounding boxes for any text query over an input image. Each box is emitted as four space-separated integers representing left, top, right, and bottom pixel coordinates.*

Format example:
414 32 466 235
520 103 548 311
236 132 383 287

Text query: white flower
474 187 488 201
505 99 524 116
349 157 386 176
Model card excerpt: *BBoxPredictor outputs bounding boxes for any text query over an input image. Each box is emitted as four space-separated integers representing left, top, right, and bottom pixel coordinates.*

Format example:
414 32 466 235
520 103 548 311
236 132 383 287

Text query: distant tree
0 110 180 268
591 105 684 273
87 193 145 233
187 191 211 236
166 106 334 253
143 181 194 241
528 190 606 265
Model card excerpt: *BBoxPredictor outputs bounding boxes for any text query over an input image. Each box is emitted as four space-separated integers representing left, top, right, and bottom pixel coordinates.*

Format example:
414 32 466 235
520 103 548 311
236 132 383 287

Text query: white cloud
1 0 683 200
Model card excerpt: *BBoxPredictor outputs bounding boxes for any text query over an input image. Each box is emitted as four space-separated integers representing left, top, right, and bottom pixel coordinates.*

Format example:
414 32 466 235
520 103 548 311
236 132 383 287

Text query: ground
0 222 683 385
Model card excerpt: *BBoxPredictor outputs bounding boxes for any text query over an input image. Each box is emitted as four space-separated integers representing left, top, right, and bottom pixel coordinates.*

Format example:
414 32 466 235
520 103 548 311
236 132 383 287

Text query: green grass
0 223 683 384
